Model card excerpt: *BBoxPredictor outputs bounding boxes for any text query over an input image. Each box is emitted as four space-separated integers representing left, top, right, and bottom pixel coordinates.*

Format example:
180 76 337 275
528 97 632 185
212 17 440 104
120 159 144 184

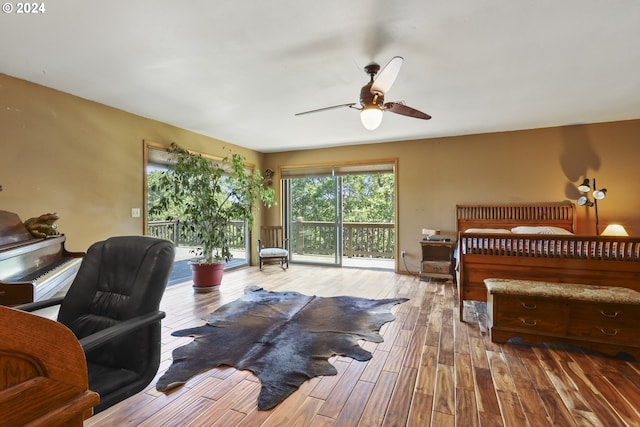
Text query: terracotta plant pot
189 261 224 292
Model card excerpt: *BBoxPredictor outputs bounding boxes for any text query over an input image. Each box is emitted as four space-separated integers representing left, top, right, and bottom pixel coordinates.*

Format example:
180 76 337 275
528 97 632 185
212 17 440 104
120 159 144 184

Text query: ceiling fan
295 56 431 130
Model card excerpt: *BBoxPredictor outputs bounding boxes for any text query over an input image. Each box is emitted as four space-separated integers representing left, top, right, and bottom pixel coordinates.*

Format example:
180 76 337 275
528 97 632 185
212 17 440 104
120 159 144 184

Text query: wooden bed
456 202 640 321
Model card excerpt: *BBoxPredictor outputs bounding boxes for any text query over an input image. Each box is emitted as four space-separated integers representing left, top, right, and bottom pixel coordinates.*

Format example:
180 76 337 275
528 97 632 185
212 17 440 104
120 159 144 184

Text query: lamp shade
577 196 592 206
422 228 440 236
360 106 383 130
593 188 607 200
577 178 591 193
601 224 628 236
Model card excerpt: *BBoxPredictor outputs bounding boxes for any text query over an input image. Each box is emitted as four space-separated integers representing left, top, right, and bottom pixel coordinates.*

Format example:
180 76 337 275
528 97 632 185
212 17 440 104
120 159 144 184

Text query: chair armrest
80 311 166 353
14 296 65 312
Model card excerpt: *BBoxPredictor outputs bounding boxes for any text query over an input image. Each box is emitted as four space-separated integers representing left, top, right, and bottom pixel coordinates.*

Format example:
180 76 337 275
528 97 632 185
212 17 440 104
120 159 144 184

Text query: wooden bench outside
485 278 640 360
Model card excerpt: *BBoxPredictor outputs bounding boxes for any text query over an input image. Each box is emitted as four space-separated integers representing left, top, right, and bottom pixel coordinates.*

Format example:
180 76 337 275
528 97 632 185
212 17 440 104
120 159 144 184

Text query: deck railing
148 220 395 259
291 220 395 259
147 220 245 250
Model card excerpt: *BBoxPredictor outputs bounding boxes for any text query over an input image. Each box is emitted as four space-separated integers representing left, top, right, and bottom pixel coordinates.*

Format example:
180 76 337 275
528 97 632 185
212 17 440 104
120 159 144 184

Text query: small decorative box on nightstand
419 238 456 283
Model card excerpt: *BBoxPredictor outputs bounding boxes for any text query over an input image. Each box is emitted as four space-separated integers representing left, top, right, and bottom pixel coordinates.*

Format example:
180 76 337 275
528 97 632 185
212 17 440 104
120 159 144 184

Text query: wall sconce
593 189 607 200
577 195 594 207
264 169 274 186
576 178 608 234
577 178 591 193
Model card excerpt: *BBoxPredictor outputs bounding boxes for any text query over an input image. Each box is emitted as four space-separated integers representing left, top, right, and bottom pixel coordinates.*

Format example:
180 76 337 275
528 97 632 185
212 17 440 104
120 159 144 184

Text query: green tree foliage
343 174 394 222
151 167 393 231
147 169 183 221
290 177 336 221
290 174 394 222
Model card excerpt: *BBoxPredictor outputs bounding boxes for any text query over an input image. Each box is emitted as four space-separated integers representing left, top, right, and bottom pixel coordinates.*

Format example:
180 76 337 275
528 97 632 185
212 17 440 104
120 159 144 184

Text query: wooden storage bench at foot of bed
485 278 640 360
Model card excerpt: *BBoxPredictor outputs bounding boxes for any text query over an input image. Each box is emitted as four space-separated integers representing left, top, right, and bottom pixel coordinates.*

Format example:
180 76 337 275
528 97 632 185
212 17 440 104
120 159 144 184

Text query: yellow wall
0 74 267 253
2 73 639 273
265 121 640 272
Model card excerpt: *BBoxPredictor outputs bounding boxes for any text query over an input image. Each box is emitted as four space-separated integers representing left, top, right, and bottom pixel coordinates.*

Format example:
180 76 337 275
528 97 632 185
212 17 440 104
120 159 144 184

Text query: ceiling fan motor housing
364 63 381 76
360 81 383 107
361 62 384 107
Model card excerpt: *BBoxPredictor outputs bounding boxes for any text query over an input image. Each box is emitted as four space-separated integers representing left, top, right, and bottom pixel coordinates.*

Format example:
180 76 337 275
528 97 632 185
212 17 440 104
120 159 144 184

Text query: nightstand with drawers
419 239 456 283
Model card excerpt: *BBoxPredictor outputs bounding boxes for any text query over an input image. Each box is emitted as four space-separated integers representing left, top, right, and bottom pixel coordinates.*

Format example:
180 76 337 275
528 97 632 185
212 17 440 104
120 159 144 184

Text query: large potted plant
150 142 275 291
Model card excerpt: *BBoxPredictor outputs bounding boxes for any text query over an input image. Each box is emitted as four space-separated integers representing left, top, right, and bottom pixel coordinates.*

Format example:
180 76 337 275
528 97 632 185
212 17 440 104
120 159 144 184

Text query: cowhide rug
156 286 408 410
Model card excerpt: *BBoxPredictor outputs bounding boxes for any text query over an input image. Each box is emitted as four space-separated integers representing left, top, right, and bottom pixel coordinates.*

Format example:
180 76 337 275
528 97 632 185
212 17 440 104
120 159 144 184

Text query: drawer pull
521 302 537 310
600 310 619 318
520 319 537 326
599 328 619 336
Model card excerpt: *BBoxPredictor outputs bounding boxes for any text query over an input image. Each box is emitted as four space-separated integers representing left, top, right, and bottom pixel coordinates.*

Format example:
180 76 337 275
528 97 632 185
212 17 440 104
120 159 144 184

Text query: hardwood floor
85 265 640 426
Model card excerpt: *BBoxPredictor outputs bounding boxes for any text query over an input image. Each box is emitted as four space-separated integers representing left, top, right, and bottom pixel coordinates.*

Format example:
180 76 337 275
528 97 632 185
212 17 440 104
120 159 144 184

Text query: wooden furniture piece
0 305 99 425
258 226 289 270
455 202 640 321
420 239 456 283
485 278 640 360
0 210 83 306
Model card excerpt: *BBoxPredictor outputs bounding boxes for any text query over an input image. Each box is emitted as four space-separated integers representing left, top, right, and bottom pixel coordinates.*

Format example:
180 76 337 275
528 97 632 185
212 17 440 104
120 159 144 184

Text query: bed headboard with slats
456 202 575 233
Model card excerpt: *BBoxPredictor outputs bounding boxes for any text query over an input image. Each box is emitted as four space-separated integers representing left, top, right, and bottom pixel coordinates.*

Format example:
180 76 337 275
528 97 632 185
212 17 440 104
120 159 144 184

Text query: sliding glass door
285 175 342 266
282 160 397 268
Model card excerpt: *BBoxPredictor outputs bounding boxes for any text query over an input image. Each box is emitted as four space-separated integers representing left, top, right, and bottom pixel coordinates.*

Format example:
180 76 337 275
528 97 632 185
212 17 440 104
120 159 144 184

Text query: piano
0 210 84 306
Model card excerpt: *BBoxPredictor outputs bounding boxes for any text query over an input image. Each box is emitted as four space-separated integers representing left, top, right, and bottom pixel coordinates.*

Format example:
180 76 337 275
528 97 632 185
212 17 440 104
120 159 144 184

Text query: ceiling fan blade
295 103 357 116
384 102 432 120
371 56 404 95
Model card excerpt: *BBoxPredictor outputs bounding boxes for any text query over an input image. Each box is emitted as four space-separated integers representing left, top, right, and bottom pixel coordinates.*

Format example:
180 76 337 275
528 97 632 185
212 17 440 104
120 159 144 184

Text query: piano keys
0 210 84 306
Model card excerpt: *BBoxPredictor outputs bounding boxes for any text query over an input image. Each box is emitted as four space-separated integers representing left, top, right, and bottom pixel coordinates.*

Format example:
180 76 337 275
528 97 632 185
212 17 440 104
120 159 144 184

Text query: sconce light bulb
593 189 607 200
577 178 591 193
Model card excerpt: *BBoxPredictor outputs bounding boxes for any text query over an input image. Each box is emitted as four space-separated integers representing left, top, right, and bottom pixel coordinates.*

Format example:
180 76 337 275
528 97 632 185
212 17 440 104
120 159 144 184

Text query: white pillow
463 228 512 234
510 226 573 235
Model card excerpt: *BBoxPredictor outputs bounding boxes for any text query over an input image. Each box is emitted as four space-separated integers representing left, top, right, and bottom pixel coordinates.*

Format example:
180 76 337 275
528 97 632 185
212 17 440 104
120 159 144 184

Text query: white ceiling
2 0 640 153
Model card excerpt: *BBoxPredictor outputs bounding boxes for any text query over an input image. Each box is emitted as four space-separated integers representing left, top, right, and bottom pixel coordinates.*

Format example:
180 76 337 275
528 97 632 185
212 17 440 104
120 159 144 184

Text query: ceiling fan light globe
360 106 383 130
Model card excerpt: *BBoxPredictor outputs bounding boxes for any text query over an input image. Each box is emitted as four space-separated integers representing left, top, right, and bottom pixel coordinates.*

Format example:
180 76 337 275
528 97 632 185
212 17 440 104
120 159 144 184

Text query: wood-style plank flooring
86 265 640 426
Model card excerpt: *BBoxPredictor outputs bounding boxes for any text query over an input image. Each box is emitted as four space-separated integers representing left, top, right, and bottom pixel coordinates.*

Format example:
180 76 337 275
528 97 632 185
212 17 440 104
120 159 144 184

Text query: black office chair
17 235 175 413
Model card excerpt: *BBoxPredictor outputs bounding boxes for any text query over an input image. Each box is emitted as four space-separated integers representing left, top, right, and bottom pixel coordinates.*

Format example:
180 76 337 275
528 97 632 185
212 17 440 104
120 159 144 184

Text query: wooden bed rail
460 234 640 261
